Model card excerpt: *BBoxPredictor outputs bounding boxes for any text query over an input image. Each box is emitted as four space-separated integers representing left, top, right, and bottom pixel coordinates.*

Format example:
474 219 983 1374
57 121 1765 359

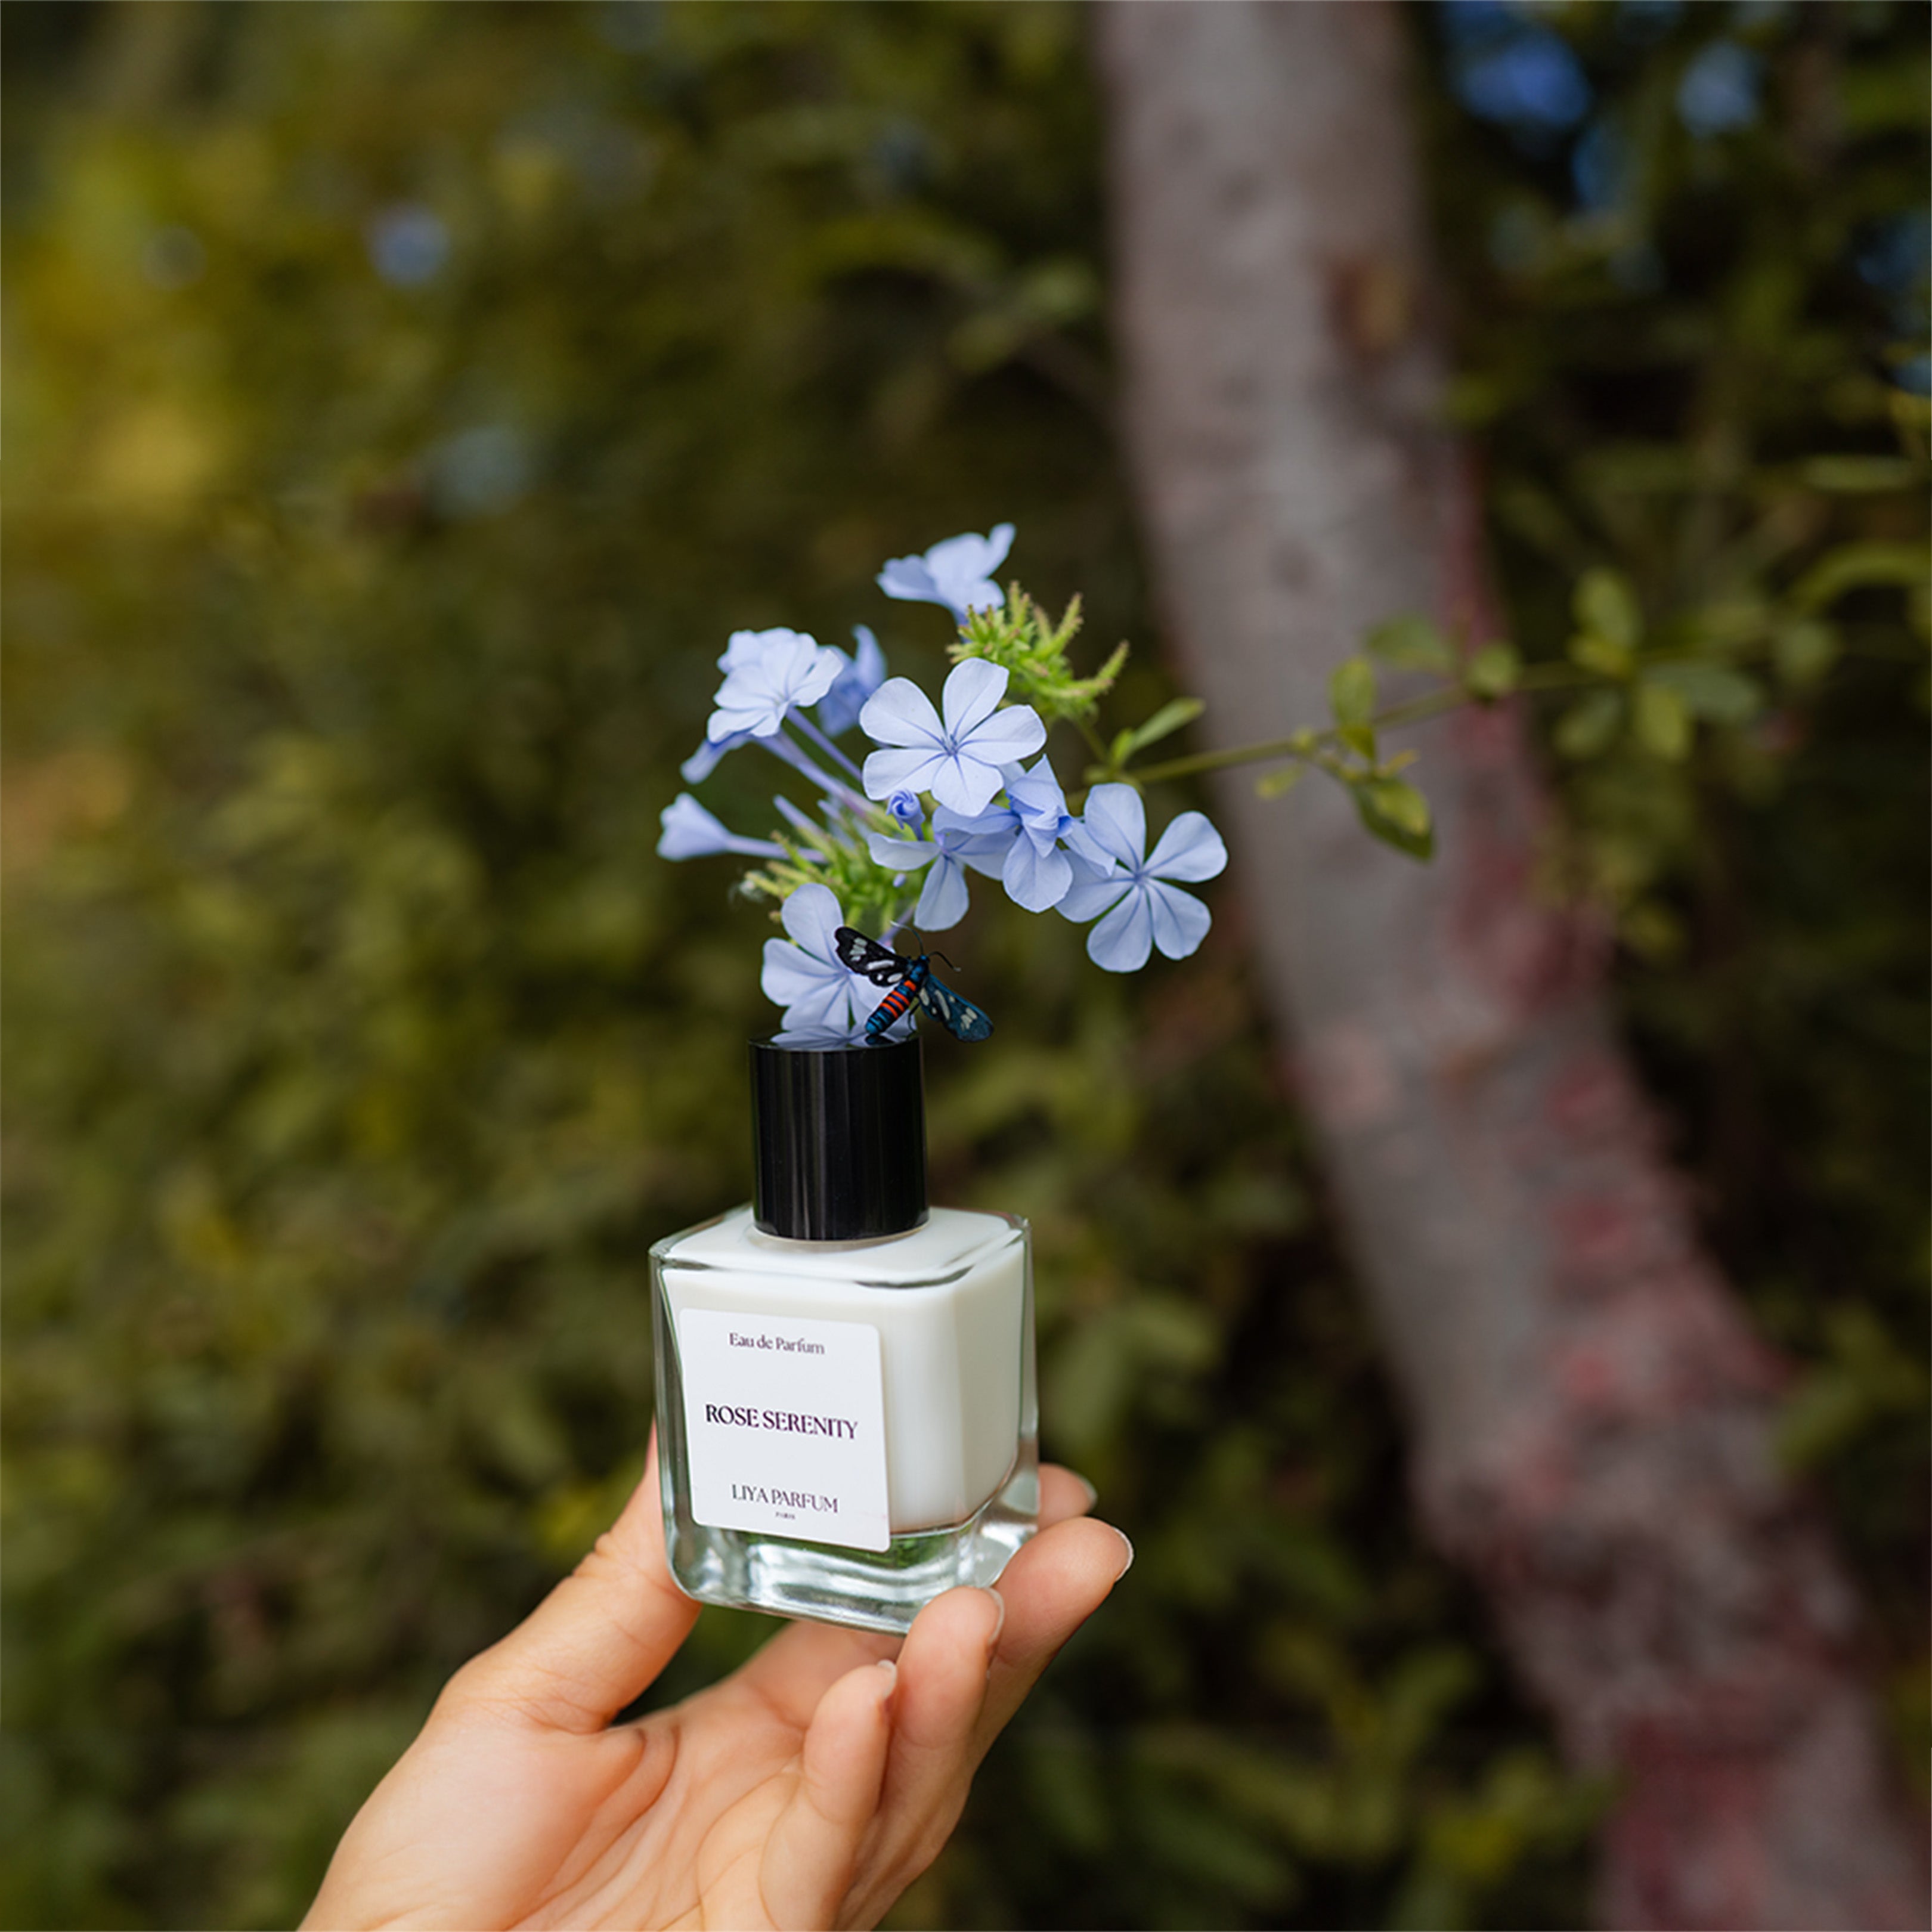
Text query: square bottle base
662 1454 1039 1634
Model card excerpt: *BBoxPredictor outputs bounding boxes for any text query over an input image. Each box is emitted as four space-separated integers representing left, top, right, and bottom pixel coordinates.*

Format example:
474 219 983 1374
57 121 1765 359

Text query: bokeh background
4 4 1924 1928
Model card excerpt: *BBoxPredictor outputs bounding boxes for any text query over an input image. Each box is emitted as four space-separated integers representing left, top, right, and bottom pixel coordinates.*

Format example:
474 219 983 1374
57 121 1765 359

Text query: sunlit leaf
1631 681 1690 760
1351 777 1433 860
1574 567 1642 649
1330 656 1378 727
1568 633 1634 680
1120 696 1205 757
1773 619 1840 686
1791 541 1928 613
1364 615 1454 674
1644 661 1763 724
1464 641 1520 698
1553 690 1623 759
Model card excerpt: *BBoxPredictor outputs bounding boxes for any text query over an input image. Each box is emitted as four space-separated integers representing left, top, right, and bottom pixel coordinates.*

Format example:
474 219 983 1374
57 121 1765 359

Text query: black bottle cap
750 1029 928 1241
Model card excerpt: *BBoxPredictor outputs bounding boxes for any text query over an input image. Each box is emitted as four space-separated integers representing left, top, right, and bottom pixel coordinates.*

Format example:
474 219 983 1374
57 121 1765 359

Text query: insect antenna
905 924 959 972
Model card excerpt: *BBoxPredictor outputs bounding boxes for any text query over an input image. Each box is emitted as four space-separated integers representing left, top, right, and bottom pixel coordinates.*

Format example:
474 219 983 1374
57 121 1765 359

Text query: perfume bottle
651 1029 1038 1633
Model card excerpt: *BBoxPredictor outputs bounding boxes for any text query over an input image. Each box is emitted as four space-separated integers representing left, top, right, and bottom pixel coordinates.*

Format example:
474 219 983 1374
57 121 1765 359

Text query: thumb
441 1433 700 1734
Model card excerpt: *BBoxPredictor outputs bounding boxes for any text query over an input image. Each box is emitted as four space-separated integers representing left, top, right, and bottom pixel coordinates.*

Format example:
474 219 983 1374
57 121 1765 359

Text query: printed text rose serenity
701 1402 860 1442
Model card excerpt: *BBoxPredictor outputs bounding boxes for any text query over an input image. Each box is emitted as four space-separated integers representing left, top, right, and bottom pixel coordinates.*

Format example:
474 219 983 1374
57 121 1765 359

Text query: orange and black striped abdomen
863 958 928 1037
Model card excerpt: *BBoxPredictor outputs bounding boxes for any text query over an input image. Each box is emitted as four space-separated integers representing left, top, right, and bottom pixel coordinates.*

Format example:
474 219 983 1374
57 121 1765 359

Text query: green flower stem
1115 662 1612 791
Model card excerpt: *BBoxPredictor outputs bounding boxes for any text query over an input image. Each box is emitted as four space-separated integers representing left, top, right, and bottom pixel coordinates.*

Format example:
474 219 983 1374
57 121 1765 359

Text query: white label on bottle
678 1307 891 1553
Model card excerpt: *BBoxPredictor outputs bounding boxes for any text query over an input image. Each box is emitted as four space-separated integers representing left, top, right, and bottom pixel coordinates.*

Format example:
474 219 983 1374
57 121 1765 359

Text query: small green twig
1103 657 1702 793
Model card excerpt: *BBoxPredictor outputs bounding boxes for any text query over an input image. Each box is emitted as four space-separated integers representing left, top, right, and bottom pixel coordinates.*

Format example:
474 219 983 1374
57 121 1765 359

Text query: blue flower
367 203 450 286
1057 783 1227 973
1453 27 1592 132
657 794 787 862
887 790 925 834
859 658 1046 815
1676 41 1758 138
992 756 1083 912
816 625 888 736
707 628 844 742
867 807 1014 933
877 525 1015 621
760 884 883 1033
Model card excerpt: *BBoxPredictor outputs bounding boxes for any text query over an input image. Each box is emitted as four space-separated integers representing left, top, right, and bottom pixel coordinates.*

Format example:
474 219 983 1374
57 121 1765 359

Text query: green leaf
1119 696 1205 758
1255 763 1305 799
1567 633 1634 680
1790 541 1929 614
1776 1307 1930 1471
1774 618 1840 686
1553 690 1623 759
1364 615 1454 674
1631 681 1690 760
1330 656 1377 727
1352 777 1433 860
1464 641 1519 698
1677 596 1772 650
1644 661 1763 724
1574 567 1642 649
1338 723 1377 760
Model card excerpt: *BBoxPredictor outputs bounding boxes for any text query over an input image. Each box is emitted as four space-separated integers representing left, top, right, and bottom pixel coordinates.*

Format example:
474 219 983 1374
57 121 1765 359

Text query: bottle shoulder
652 1204 1026 1286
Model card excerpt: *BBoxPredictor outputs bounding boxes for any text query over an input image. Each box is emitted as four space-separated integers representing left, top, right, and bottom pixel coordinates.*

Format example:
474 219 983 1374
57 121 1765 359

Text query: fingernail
874 1658 899 1698
1074 1473 1100 1512
976 1586 1008 1646
1111 1529 1134 1580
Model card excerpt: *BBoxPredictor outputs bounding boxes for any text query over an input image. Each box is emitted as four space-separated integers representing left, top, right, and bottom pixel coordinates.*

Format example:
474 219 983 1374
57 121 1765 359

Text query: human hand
302 1440 1130 1931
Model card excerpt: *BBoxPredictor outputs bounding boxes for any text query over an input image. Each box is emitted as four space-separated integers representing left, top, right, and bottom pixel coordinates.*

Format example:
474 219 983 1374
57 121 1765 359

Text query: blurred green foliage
2 4 1922 1930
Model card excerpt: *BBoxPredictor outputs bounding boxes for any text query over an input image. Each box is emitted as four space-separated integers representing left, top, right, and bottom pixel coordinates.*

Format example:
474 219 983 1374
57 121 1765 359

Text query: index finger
441 1434 700 1733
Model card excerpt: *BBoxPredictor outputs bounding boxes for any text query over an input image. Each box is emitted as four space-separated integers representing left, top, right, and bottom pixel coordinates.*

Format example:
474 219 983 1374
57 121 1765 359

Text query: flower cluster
657 527 1227 1031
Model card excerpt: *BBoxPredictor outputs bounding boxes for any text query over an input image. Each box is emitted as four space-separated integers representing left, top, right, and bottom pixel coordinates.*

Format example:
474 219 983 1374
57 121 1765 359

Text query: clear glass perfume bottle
651 1030 1038 1633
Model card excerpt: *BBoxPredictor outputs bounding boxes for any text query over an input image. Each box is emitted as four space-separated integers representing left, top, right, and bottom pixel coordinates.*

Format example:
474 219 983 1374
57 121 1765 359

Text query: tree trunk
1096 7 1923 1927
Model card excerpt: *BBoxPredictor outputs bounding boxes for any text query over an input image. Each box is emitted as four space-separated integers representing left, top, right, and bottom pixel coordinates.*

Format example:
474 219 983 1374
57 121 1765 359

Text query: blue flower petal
817 624 890 735
1145 810 1228 884
761 885 884 1032
867 830 937 871
1057 854 1133 924
1087 887 1155 973
863 744 949 801
681 730 751 783
939 658 1010 737
1147 880 1212 959
1003 834 1073 912
859 677 944 750
915 854 970 930
877 556 942 605
658 793 786 862
1079 784 1148 870
877 526 1016 619
708 631 843 741
782 882 843 953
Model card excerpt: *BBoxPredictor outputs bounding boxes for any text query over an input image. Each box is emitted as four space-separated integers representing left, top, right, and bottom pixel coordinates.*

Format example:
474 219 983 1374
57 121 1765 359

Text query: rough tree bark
1097 7 1923 1928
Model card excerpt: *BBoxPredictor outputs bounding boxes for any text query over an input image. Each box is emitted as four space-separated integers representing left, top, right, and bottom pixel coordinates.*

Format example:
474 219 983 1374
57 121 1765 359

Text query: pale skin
303 1442 1130 1931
